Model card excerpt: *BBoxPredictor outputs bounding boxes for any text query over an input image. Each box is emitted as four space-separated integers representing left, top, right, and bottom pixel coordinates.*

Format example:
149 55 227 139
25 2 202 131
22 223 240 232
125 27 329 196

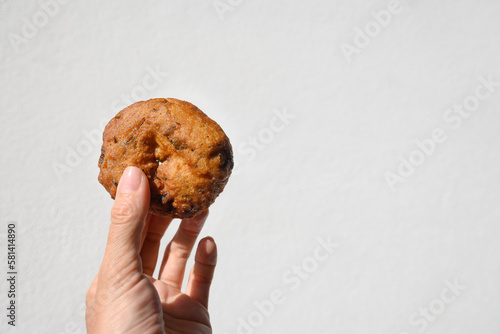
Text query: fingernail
203 237 217 265
118 166 143 193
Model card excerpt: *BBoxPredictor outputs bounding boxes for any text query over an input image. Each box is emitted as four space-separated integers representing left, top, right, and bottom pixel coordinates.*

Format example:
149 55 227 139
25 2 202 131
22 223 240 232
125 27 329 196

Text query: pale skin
86 166 217 333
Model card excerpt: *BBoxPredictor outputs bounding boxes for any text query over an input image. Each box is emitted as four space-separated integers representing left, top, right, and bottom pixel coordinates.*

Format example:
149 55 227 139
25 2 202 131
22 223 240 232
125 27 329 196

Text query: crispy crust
98 98 233 218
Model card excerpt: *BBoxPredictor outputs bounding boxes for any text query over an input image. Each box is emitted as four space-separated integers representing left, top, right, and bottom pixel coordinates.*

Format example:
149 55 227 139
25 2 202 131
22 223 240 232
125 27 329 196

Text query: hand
86 166 217 334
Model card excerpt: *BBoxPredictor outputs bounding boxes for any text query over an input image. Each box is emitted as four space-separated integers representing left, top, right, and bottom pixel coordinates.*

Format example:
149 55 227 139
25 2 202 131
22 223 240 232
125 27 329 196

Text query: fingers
186 237 217 309
140 215 173 276
158 210 209 288
101 166 150 280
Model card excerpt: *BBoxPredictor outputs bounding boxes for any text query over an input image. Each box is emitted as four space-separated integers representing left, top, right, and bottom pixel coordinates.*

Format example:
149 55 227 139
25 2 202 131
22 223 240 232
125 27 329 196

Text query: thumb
102 166 150 276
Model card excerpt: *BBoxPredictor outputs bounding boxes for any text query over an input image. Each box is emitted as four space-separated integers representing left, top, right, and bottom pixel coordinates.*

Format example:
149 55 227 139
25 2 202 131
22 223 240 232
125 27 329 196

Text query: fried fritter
98 98 233 218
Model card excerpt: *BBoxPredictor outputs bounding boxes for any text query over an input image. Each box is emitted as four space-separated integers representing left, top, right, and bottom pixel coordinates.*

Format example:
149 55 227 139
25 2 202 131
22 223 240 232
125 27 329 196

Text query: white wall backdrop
1 0 500 333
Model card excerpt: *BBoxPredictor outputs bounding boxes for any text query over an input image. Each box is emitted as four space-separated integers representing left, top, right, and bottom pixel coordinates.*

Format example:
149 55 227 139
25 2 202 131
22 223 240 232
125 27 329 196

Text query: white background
1 0 500 333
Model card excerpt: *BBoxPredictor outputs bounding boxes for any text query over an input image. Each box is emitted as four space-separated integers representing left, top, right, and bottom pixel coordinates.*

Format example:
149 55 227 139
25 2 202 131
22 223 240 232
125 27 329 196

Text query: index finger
158 210 209 288
141 214 173 276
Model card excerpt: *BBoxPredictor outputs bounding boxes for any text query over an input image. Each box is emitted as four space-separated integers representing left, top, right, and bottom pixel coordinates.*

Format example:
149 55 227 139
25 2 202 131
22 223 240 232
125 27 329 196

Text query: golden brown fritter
98 98 233 218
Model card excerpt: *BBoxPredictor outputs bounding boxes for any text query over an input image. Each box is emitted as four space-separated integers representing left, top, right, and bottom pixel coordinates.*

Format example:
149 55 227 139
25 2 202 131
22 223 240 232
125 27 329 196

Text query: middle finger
158 210 208 288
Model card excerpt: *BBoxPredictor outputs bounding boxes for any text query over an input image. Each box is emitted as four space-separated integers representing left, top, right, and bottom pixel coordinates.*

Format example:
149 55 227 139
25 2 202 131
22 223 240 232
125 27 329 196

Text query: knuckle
85 289 95 306
193 270 214 285
181 218 206 234
171 245 191 260
195 252 217 266
110 200 137 224
193 274 212 285
181 225 202 238
145 230 164 243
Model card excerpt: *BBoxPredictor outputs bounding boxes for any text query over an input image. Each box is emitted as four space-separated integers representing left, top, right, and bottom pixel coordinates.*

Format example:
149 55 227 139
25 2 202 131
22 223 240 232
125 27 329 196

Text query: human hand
86 166 217 334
